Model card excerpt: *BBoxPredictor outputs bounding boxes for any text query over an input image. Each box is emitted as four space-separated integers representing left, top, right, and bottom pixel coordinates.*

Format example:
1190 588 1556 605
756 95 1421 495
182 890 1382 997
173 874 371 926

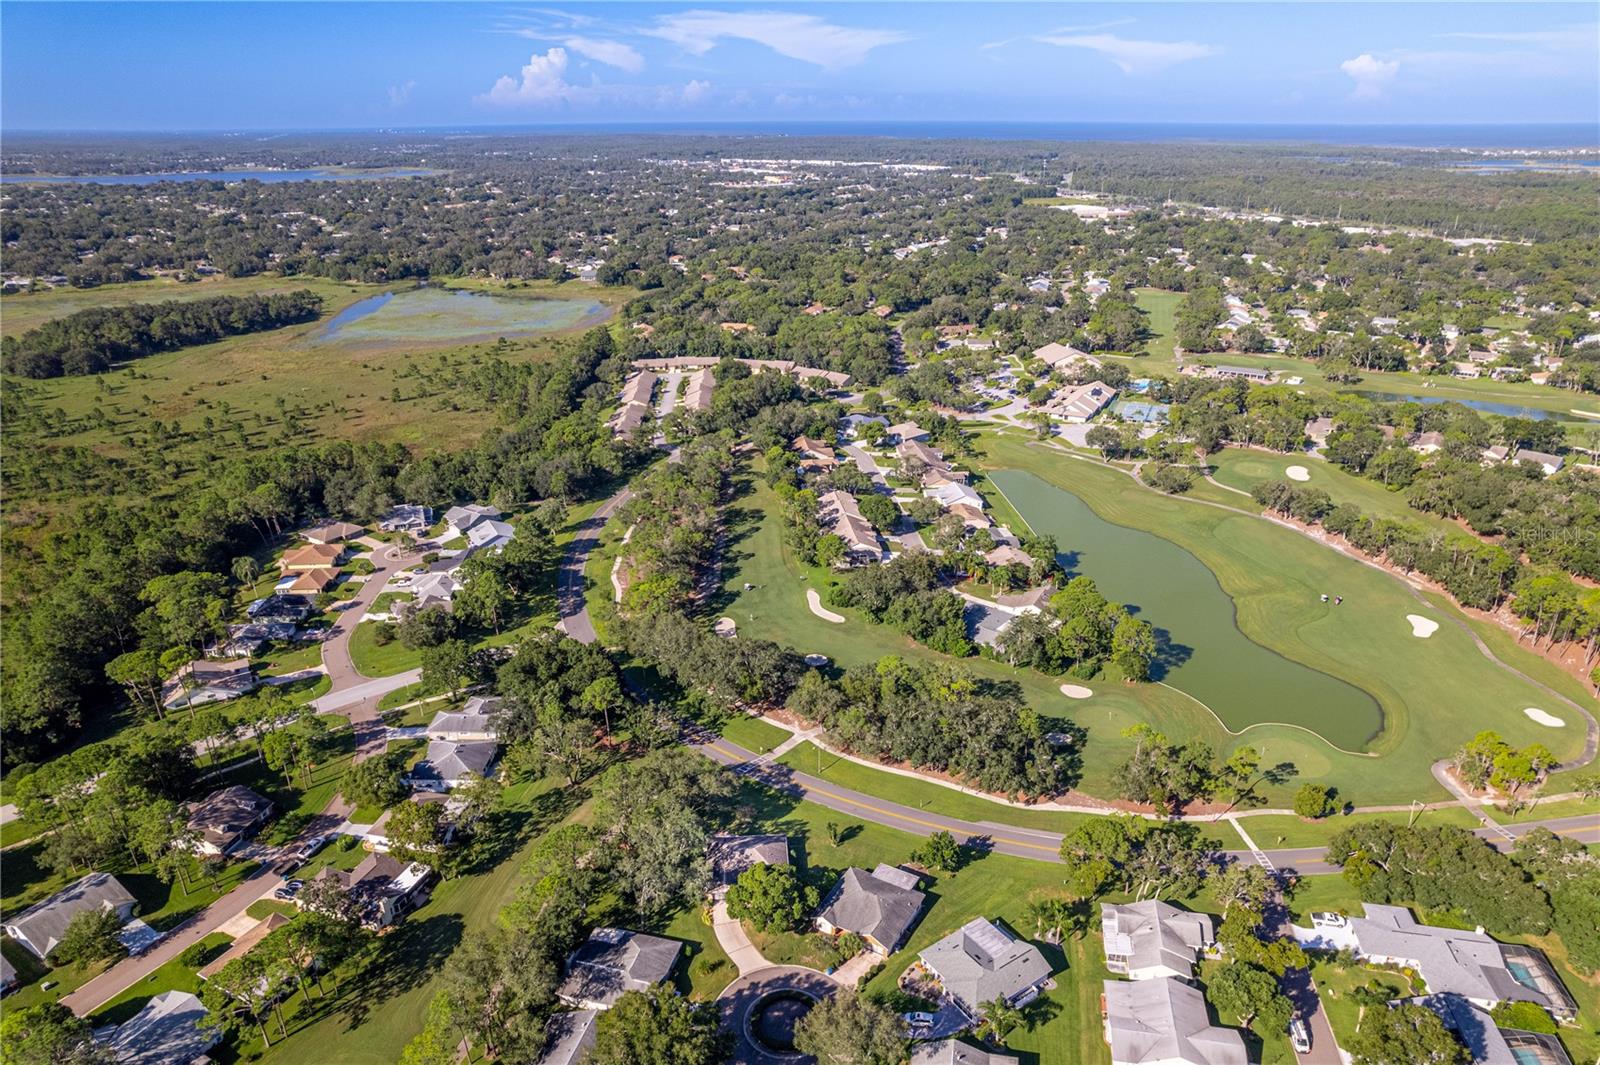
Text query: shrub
1490 1001 1557 1034
1293 783 1339 820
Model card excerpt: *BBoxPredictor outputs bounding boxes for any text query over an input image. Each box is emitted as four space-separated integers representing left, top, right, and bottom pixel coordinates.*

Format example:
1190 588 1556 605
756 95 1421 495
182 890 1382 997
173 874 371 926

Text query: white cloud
1440 24 1597 48
680 79 712 105
1034 33 1218 74
1340 53 1400 100
648 10 909 69
386 80 416 108
480 47 585 107
560 36 644 72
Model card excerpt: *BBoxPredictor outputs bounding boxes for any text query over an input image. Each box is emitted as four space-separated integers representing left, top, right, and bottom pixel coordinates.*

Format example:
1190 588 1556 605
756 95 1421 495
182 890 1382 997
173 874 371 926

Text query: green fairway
1134 288 1182 365
1206 448 1464 537
990 467 1383 747
977 432 1589 798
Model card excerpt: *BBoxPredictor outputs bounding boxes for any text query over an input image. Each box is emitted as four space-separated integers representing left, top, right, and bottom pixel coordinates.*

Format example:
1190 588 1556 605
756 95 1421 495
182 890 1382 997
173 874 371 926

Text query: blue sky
3 3 1596 130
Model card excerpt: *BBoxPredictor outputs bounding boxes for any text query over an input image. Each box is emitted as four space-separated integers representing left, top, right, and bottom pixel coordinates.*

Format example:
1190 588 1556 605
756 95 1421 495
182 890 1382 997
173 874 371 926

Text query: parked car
1310 911 1348 930
1289 1017 1311 1054
902 1011 935 1027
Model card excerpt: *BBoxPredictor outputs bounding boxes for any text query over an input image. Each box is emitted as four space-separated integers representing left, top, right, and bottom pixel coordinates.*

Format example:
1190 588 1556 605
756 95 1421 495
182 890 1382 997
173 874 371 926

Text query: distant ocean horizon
8 120 1598 150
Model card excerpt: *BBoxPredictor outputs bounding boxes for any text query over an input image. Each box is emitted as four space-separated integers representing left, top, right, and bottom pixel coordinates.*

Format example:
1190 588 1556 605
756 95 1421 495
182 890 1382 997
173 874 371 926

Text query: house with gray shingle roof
912 1039 1019 1065
814 865 926 955
1103 976 1247 1065
557 928 682 1009
918 917 1052 1017
1412 993 1573 1065
1349 904 1575 1020
405 740 499 791
4 873 138 961
534 1009 600 1065
1100 900 1214 982
100 990 220 1065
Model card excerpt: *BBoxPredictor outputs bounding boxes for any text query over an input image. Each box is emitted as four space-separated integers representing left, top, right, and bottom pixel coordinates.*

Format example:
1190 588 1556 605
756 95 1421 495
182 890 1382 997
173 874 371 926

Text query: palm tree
976 997 1025 1044
232 555 261 587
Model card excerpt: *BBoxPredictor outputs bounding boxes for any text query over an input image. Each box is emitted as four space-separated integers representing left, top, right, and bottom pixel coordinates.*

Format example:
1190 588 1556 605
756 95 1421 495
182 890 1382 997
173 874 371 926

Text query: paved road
555 488 633 643
319 539 420 689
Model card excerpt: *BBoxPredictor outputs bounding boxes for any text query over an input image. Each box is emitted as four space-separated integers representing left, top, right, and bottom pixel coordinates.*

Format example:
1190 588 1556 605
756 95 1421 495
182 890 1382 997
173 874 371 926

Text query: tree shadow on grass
323 912 465 1032
453 782 588 878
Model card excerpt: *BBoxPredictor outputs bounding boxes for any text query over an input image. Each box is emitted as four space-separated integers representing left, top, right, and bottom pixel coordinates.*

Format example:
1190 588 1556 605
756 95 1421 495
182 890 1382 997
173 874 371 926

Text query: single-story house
818 491 884 565
4 872 138 961
883 421 929 445
1100 900 1214 981
947 503 992 530
918 917 1052 1017
922 464 971 487
280 543 344 571
465 519 516 554
1413 993 1574 1065
302 521 364 545
794 436 837 462
405 740 499 791
1 953 17 993
984 545 1034 569
365 792 458 854
912 1041 1019 1065
1411 431 1447 454
379 504 433 534
683 368 714 411
1453 361 1484 379
1348 904 1576 1020
198 912 289 981
1047 381 1118 423
966 602 1015 649
162 658 257 711
1514 449 1564 476
897 439 945 468
1304 417 1336 447
1103 976 1247 1065
442 504 502 541
405 571 461 614
842 414 889 440
280 567 340 596
185 785 275 857
246 594 313 622
426 698 501 742
925 482 985 511
996 585 1054 614
557 928 682 1010
814 865 927 955
1032 341 1098 371
99 990 220 1065
534 1009 600 1065
310 854 435 930
223 620 300 657
1481 445 1510 465
708 834 790 897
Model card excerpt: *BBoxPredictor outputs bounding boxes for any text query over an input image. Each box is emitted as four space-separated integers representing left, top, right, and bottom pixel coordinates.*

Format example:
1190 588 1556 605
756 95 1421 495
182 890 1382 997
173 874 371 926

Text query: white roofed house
1100 901 1215 981
925 481 985 512
818 490 885 565
1513 449 1564 476
442 504 502 541
1411 430 1446 454
379 504 433 534
403 570 462 614
1045 381 1118 423
1103 977 1247 1065
1032 341 1099 372
465 518 516 555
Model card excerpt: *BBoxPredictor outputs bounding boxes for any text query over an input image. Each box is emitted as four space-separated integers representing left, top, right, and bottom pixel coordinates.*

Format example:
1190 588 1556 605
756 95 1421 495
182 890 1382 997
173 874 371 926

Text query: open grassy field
1206 448 1468 536
1134 287 1182 365
2 275 631 458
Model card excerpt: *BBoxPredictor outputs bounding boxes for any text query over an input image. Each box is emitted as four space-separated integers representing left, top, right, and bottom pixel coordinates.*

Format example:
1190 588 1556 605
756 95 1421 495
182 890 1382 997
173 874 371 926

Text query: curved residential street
555 488 633 643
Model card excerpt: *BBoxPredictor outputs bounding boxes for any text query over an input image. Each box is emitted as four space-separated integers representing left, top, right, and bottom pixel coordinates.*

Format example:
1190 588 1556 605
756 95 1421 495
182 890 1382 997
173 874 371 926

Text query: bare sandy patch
807 588 845 623
1285 465 1311 482
1523 707 1565 728
1406 614 1439 638
713 617 737 638
1059 684 1093 699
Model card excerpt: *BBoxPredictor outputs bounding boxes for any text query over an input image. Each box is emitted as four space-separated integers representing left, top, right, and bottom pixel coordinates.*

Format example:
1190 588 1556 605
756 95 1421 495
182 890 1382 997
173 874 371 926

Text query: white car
1289 1017 1311 1054
1310 911 1348 930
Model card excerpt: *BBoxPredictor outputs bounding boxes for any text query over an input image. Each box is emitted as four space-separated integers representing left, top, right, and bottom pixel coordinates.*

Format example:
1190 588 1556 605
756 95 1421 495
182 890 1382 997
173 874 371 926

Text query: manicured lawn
256 641 325 677
1230 807 1482 850
1207 448 1463 539
719 714 791 755
348 622 423 678
86 931 234 1027
661 904 736 1002
1134 288 1182 366
377 681 439 711
1481 796 1600 824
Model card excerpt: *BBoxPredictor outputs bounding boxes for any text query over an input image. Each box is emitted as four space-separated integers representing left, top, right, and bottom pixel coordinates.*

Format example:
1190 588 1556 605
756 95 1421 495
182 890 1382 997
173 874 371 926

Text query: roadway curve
560 488 1600 875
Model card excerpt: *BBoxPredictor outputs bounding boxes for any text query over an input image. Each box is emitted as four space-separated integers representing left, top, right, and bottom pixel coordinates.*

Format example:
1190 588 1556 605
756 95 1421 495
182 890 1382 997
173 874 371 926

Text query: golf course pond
309 287 612 347
989 469 1384 749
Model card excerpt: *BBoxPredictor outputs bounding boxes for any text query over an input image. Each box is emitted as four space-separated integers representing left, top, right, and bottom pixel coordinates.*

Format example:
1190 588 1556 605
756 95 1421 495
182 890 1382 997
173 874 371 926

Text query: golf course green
990 469 1384 748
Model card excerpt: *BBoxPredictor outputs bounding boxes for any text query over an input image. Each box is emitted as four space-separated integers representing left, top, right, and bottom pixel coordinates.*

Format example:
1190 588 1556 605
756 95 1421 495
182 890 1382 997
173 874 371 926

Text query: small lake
0 168 438 185
990 470 1383 749
310 287 610 347
1348 390 1590 422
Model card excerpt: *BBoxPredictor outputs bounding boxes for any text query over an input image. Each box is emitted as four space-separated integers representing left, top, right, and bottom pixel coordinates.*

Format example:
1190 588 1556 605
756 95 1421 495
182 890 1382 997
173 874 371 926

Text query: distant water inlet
309 287 610 347
989 470 1384 749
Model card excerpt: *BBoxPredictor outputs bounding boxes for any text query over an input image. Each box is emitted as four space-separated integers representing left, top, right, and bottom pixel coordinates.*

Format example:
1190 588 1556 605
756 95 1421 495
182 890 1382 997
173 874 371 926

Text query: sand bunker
1059 684 1093 699
1523 707 1565 728
1285 465 1311 482
807 588 845 623
1406 614 1439 638
804 654 829 667
713 617 737 638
